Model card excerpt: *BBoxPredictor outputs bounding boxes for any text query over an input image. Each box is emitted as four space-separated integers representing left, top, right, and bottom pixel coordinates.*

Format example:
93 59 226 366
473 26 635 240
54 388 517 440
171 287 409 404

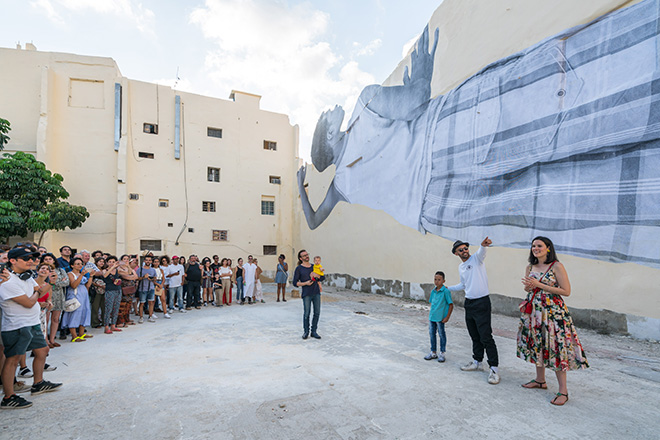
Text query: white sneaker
488 369 500 385
151 314 158 319
168 309 174 314
164 313 171 319
138 317 144 324
460 361 483 371
148 316 156 323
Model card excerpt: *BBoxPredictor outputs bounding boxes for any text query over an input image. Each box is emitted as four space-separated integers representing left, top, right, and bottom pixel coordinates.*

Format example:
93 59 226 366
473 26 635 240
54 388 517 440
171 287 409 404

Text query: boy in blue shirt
424 271 453 363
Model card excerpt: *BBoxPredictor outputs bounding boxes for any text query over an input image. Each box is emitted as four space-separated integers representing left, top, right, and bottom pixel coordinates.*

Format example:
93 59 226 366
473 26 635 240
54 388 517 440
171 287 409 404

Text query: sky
0 0 441 161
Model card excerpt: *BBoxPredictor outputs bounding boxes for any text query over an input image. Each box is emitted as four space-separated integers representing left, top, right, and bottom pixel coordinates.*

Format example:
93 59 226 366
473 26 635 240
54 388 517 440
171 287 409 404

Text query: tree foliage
0 150 89 242
0 118 10 152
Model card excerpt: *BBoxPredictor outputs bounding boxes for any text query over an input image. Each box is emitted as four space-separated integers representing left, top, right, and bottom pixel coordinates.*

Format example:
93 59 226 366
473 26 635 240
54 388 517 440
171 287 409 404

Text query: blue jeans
429 321 447 353
235 276 244 302
302 293 321 334
168 285 184 310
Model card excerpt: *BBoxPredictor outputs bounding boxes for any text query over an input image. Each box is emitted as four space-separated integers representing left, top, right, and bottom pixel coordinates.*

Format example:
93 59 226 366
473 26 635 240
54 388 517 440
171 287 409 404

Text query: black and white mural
299 0 660 268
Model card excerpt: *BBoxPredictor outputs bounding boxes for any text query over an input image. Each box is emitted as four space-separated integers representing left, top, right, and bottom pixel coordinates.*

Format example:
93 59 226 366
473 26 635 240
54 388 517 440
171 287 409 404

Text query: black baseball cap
8 247 41 260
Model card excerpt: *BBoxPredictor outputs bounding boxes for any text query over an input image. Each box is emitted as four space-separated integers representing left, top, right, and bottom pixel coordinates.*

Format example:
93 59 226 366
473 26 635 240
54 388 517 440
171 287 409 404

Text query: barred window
207 127 223 138
208 167 220 182
202 201 216 212
212 230 228 241
263 140 277 151
140 240 162 251
263 245 277 255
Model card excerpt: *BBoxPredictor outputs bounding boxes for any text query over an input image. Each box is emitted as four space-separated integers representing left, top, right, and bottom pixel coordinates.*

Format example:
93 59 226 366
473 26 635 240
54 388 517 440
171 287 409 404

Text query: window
143 123 158 134
207 167 220 182
167 223 173 227
261 196 275 215
138 152 154 159
188 227 195 233
212 230 228 241
158 199 169 207
202 201 216 212
263 140 277 151
269 175 281 185
263 245 277 255
207 127 223 138
129 193 139 200
140 240 162 251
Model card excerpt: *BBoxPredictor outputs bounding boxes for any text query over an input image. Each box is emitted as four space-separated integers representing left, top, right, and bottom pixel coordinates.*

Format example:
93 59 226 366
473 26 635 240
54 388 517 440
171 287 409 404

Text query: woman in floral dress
517 236 589 406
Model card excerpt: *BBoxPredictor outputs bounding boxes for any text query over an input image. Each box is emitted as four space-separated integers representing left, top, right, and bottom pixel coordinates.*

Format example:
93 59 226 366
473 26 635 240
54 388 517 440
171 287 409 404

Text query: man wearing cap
0 246 62 409
448 237 500 385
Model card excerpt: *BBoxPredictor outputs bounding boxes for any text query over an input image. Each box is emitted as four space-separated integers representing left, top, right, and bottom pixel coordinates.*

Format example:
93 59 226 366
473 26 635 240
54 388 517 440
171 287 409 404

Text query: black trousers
464 296 498 367
186 281 201 307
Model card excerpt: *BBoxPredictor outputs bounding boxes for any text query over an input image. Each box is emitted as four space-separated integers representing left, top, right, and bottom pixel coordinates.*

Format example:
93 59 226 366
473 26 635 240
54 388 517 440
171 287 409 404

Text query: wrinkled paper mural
299 0 660 268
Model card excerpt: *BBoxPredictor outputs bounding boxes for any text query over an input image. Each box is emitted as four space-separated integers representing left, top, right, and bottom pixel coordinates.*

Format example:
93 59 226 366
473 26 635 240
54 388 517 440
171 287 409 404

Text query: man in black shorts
0 246 62 409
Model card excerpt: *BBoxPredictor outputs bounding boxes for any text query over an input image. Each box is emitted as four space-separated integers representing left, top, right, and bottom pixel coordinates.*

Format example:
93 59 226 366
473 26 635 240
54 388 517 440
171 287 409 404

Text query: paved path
2 285 659 439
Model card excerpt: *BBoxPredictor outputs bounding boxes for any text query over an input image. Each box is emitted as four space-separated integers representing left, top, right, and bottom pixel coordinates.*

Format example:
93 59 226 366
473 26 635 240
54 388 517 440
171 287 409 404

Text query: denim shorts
138 289 155 303
2 324 48 358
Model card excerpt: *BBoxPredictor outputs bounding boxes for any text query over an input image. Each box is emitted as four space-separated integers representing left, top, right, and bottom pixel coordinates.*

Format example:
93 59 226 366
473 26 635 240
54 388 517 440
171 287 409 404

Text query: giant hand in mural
298 0 660 268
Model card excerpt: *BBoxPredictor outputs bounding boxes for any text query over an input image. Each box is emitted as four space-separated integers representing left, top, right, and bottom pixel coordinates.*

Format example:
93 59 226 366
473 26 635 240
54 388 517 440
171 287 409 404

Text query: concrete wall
294 0 660 340
0 46 298 276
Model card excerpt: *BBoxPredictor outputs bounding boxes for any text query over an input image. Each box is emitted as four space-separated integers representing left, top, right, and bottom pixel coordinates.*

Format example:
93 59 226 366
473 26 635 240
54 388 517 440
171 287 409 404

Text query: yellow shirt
312 264 324 276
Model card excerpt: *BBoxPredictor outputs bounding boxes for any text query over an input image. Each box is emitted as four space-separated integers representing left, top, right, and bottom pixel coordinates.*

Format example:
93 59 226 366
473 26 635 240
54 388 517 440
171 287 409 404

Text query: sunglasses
17 255 37 261
456 247 469 253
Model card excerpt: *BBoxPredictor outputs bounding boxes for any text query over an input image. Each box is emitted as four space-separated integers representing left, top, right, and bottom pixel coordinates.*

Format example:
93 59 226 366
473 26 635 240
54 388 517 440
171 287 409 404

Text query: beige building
0 44 299 276
295 0 660 340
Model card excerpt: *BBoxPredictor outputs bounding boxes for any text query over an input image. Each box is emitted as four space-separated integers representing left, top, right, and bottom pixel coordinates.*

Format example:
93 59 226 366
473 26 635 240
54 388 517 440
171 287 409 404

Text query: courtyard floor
2 284 659 439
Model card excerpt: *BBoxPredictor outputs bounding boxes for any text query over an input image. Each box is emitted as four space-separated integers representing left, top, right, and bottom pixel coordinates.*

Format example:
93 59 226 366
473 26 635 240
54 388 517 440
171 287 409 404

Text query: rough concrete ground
2 284 659 439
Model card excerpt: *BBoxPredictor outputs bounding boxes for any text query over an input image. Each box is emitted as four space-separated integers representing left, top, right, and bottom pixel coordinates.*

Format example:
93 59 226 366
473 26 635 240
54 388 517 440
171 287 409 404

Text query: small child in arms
424 271 453 363
310 256 324 292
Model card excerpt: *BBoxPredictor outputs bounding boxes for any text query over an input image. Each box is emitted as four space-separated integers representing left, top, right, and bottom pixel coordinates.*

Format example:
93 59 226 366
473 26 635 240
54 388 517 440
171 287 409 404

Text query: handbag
519 261 556 314
92 278 106 294
64 286 81 312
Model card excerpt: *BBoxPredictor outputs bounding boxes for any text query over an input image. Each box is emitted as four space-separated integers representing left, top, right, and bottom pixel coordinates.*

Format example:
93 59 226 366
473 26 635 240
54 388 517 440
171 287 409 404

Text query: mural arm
357 26 438 121
297 164 347 230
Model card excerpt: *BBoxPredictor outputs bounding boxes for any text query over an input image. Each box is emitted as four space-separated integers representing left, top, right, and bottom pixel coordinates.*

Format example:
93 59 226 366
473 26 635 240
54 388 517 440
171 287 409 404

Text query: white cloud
401 34 419 59
30 0 155 36
354 38 382 57
30 0 65 26
189 0 376 161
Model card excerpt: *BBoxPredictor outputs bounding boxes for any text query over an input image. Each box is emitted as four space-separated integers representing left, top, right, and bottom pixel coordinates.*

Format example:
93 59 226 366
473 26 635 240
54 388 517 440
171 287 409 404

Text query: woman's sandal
551 392 569 406
112 328 122 332
104 329 113 334
72 336 85 342
81 334 93 339
52 341 61 347
521 379 547 389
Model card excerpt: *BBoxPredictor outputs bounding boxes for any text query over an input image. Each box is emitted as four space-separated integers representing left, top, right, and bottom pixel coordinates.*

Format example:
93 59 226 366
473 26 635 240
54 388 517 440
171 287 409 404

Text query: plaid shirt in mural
420 0 660 267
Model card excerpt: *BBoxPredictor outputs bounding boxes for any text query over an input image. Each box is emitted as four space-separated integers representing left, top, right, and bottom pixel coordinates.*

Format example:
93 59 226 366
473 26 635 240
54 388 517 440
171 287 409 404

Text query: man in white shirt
447 237 500 385
0 246 62 409
167 256 186 313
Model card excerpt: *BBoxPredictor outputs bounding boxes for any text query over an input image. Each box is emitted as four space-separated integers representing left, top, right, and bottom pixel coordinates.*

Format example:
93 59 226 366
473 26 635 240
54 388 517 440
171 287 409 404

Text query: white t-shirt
219 267 232 278
447 246 490 300
0 273 40 332
167 264 184 287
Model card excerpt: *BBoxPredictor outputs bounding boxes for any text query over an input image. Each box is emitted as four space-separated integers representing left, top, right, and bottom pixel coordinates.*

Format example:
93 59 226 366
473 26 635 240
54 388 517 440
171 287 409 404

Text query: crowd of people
1 235 589 410
0 242 293 409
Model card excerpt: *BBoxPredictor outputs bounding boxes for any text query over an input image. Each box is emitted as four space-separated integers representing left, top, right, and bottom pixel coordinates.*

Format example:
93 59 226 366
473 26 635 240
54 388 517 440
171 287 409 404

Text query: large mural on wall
298 0 660 268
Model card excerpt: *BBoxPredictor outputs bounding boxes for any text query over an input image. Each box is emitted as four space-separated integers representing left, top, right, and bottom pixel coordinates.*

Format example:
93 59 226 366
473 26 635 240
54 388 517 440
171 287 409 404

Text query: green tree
0 118 10 152
0 151 89 243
